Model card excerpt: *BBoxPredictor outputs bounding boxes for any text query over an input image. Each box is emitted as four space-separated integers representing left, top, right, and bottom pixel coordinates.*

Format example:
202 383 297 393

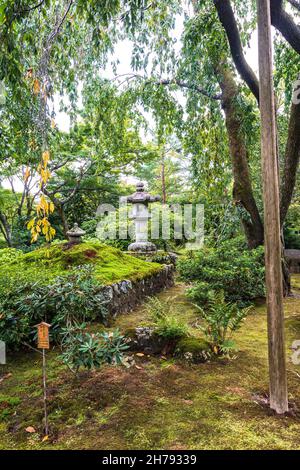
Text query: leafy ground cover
0 277 300 450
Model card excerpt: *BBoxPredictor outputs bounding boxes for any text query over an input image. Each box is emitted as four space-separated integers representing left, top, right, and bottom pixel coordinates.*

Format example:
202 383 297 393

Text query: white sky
54 16 261 133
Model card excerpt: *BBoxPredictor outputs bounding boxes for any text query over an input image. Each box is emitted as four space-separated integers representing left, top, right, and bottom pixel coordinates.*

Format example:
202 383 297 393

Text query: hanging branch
113 73 221 100
213 0 260 103
270 0 300 54
287 0 300 11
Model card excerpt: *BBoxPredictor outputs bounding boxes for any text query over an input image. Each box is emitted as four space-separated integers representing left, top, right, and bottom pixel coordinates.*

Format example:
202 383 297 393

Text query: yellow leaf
51 118 55 129
33 79 40 95
24 167 31 182
27 218 35 230
42 435 49 442
42 150 50 166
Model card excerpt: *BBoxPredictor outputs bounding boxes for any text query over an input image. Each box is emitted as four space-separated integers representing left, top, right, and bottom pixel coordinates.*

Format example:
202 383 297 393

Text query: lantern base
128 241 157 253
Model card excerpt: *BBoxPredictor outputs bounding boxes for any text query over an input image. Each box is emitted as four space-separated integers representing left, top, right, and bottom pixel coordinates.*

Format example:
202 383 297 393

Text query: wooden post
42 348 49 436
35 322 51 434
257 0 288 414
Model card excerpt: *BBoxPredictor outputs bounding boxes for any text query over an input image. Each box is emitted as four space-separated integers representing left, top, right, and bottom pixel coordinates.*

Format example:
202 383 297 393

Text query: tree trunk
217 65 264 248
0 212 12 247
57 204 69 239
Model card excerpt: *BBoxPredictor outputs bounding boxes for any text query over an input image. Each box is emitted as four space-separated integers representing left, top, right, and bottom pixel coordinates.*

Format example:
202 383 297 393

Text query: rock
125 327 170 355
175 337 211 363
97 265 175 319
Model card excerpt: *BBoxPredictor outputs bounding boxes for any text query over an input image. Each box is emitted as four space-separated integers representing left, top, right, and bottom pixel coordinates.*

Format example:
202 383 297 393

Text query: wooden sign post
36 322 51 435
257 0 288 414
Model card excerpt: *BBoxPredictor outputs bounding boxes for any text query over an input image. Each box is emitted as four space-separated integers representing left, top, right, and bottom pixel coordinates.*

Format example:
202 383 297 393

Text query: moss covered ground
0 242 162 285
0 279 300 450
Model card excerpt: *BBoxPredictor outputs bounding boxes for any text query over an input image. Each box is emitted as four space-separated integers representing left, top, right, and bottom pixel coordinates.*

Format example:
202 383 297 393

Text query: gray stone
128 241 157 253
125 182 160 253
67 223 86 244
96 264 175 319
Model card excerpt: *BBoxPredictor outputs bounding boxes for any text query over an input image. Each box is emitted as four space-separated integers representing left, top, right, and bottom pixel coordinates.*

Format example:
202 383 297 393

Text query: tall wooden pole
42 348 49 435
257 0 288 414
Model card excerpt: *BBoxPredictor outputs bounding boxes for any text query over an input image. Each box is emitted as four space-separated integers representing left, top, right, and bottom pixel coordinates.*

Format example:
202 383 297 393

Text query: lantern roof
67 223 86 237
126 182 161 204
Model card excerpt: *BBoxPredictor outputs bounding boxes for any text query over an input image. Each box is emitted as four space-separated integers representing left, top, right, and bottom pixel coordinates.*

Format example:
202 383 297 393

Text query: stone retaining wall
101 264 175 317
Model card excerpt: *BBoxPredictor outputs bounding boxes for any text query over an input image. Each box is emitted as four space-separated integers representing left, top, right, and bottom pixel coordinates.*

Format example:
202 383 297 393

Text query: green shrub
283 226 300 249
155 316 189 340
195 291 252 355
186 281 215 305
178 237 265 305
60 323 128 373
0 248 23 265
145 297 189 340
0 266 108 349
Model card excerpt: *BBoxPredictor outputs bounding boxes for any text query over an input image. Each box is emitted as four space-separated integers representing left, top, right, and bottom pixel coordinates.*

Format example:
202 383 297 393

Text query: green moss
175 336 212 363
1 242 163 285
1 281 300 450
176 337 210 354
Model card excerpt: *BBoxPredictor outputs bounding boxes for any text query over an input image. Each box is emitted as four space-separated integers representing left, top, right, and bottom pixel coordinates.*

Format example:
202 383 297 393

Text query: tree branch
18 0 46 14
47 0 74 46
270 0 300 54
113 73 221 100
287 0 300 12
153 79 222 100
50 158 72 172
213 0 260 103
280 104 300 226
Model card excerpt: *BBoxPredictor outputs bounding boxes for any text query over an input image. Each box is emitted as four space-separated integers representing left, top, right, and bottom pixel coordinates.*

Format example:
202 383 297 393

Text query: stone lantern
127 182 160 253
67 223 86 244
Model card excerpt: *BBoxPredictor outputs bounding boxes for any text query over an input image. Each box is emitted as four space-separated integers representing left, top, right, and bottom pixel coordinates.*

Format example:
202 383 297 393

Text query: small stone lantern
67 223 86 244
126 182 160 253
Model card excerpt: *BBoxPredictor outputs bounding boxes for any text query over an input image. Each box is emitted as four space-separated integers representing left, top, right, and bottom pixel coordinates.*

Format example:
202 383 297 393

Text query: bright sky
2 18 266 192
54 19 261 133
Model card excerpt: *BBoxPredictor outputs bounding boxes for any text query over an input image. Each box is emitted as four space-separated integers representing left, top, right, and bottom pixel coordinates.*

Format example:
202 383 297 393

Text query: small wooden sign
36 322 51 349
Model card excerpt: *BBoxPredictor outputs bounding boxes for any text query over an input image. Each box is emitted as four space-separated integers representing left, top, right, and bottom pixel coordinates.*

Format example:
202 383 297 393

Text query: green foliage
145 296 189 340
186 281 215 306
155 316 189 340
0 396 21 422
284 227 300 250
60 323 128 373
284 204 300 249
178 237 265 305
0 266 108 349
0 247 22 264
195 291 252 355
